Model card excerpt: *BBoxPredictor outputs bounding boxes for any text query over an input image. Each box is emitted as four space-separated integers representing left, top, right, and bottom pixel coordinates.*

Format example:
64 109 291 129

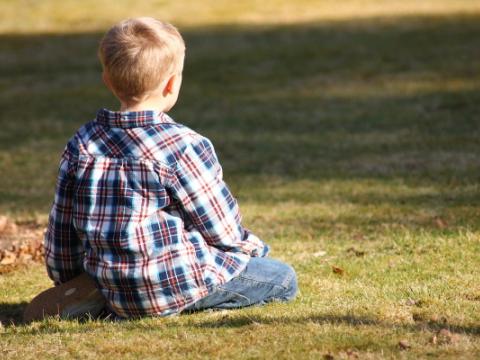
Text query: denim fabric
184 257 297 311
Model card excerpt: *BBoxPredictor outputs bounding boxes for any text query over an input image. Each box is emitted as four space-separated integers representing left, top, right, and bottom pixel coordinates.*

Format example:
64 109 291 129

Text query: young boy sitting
35 17 297 319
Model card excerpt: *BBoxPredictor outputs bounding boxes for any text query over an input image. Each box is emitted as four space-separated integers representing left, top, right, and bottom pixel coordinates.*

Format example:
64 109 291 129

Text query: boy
33 17 297 320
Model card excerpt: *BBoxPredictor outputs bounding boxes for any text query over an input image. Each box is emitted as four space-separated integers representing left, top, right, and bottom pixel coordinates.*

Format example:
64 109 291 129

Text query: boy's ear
163 74 176 96
102 71 111 89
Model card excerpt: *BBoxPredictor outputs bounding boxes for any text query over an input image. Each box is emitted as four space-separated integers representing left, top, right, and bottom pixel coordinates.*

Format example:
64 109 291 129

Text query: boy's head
98 17 185 108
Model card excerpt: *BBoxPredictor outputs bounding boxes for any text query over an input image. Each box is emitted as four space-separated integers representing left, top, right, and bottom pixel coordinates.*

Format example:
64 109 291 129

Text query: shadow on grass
0 300 114 327
0 301 28 326
2 302 479 337
182 313 480 342
190 313 480 336
0 13 479 215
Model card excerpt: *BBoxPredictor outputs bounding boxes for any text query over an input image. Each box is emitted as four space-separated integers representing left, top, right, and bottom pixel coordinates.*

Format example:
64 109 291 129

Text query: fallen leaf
412 312 424 322
0 218 47 273
346 349 359 358
405 298 417 306
0 216 17 236
464 293 480 301
19 253 33 263
398 340 411 350
0 216 7 232
435 217 448 229
346 247 365 257
436 329 460 345
313 251 327 257
0 250 16 265
352 233 365 241
332 266 344 275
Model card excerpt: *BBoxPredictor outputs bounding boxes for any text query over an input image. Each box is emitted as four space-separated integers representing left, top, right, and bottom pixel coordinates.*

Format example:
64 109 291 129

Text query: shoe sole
23 272 106 322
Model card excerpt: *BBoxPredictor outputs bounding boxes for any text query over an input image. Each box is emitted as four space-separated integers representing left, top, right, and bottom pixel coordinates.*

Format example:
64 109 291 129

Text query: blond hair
98 17 185 104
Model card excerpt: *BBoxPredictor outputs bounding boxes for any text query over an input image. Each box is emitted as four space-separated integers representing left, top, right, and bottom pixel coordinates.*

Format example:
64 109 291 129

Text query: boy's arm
44 146 85 285
170 136 269 257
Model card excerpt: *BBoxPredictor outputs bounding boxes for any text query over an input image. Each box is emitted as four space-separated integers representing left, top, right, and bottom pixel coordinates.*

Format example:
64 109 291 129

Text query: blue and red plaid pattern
45 108 269 318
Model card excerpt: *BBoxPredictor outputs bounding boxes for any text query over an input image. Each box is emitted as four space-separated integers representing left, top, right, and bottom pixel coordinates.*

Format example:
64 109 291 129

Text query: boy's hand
253 243 270 257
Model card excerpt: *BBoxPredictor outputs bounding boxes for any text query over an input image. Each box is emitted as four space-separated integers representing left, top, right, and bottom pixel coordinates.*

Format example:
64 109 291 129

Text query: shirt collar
95 108 175 128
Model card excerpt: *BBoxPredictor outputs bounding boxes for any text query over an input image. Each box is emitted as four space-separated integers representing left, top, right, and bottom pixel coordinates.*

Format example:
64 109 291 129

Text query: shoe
23 272 106 322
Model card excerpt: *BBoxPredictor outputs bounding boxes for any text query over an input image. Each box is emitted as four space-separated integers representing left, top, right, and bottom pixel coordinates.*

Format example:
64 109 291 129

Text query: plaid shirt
45 108 268 318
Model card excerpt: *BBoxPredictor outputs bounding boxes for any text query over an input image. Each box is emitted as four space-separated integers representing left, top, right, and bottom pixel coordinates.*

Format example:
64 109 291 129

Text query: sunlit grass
1 0 480 33
0 0 479 358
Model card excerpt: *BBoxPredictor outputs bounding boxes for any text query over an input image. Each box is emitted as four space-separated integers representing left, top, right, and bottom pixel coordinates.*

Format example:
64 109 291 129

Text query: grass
1 0 479 358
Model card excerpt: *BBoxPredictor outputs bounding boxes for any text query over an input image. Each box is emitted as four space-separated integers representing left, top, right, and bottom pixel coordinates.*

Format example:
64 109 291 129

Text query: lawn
0 0 479 358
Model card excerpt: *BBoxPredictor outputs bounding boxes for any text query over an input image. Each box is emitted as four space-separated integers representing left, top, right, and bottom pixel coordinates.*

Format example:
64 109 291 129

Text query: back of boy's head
98 17 185 104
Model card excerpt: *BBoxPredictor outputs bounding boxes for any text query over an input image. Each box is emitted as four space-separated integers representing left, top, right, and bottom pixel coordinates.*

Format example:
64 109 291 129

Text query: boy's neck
120 98 171 113
113 72 181 114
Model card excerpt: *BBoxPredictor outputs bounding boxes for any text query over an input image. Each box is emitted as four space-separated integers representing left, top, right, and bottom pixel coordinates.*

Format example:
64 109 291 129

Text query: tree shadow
0 13 479 215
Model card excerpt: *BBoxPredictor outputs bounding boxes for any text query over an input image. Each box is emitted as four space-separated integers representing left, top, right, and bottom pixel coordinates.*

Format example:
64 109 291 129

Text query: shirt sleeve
170 136 269 257
44 146 85 285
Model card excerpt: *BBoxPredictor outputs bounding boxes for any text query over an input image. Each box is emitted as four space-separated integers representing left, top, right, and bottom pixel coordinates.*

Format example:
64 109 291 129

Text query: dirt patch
0 216 45 274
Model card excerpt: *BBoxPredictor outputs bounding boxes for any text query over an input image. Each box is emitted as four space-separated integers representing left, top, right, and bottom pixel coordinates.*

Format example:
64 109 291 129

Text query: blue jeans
185 257 297 311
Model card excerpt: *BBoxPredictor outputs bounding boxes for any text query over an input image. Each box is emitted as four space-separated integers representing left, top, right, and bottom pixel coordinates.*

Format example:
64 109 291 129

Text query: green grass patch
1 0 479 358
